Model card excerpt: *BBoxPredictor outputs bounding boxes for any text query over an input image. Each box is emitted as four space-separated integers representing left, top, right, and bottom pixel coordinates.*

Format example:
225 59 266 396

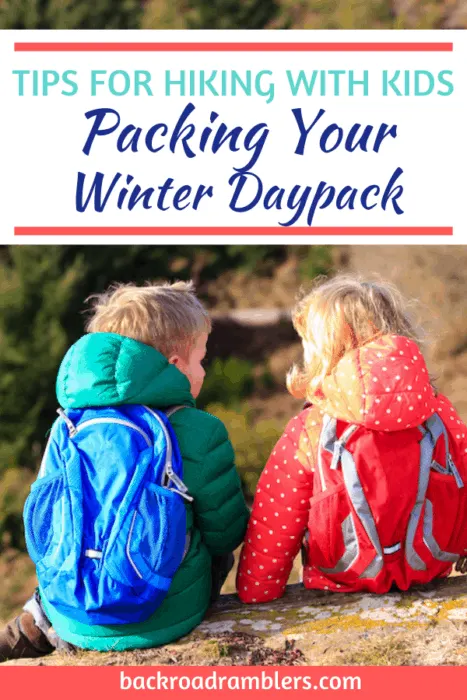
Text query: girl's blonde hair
287 274 425 401
85 280 211 359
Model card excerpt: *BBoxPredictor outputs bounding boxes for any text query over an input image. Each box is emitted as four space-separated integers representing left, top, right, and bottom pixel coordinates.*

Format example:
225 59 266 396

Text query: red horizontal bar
14 227 453 236
14 42 453 53
2 665 467 700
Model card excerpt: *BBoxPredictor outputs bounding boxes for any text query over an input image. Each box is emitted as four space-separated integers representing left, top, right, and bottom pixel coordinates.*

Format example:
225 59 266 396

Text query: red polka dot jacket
237 334 467 603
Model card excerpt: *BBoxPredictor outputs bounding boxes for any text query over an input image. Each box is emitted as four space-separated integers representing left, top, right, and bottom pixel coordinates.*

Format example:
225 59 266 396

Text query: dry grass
336 633 412 666
5 634 306 667
0 549 36 623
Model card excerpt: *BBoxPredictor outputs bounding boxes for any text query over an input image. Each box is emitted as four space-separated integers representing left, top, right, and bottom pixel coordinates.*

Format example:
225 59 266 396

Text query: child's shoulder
281 404 321 440
167 405 230 450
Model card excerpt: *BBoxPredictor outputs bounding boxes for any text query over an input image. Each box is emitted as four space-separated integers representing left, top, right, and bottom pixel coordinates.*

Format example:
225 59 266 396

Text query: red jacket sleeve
236 413 314 603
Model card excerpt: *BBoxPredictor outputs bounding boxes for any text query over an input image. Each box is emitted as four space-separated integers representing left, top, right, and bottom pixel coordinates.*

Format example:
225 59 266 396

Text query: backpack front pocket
308 479 382 580
308 483 352 572
124 483 186 591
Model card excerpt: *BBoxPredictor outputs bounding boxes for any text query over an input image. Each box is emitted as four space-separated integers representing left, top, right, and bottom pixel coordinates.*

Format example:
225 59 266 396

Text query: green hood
56 332 195 409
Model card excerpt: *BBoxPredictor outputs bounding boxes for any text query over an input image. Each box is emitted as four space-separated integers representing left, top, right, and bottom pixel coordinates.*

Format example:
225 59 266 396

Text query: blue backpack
23 404 191 626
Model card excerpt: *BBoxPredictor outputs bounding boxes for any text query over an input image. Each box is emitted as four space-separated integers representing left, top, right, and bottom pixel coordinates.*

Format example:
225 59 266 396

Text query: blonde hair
287 274 425 401
85 280 211 359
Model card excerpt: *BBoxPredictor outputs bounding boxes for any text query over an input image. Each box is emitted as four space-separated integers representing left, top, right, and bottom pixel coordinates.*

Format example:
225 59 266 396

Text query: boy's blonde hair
86 280 211 359
287 274 425 401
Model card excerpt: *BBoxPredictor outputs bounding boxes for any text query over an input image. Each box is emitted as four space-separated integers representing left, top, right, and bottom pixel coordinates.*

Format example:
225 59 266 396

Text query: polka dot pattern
316 335 437 432
237 411 313 604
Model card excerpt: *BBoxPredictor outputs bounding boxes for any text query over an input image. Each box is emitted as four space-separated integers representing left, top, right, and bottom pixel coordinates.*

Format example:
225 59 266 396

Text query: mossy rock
4 577 467 666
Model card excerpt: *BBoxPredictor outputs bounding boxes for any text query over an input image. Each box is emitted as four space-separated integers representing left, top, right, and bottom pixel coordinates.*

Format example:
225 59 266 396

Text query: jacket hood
310 335 437 431
56 333 195 409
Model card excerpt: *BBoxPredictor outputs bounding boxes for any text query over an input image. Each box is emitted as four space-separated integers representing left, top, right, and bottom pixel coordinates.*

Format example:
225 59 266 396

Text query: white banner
0 29 465 244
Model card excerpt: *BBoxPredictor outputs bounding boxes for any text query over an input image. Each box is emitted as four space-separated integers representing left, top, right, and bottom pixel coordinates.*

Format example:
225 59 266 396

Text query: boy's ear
168 354 181 367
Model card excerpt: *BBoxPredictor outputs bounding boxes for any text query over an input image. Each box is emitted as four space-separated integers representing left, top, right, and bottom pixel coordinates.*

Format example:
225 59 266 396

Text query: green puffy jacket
40 332 249 651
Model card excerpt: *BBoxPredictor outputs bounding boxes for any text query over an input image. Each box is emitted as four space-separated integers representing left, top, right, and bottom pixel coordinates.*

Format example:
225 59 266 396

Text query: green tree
185 0 281 29
0 0 143 29
143 0 282 29
275 0 460 29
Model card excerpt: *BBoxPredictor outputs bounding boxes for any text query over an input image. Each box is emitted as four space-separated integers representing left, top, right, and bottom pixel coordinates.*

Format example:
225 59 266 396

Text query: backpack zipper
127 511 143 579
74 418 152 447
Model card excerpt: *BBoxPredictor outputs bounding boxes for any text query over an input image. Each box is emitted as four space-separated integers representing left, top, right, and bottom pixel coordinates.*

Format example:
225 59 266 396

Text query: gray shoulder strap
165 405 187 418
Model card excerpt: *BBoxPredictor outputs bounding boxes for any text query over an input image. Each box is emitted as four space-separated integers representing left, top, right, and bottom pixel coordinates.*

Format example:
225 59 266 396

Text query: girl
237 275 467 603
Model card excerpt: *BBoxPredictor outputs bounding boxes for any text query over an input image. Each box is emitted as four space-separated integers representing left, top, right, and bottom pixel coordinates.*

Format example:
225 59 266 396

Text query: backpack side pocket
424 472 462 563
23 473 65 565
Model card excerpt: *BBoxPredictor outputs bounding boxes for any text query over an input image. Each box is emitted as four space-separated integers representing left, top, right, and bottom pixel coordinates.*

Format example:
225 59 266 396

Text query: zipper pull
170 472 189 493
164 461 189 493
169 488 194 502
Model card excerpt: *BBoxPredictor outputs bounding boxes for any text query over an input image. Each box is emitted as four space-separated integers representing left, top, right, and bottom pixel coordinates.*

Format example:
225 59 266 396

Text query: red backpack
304 412 467 593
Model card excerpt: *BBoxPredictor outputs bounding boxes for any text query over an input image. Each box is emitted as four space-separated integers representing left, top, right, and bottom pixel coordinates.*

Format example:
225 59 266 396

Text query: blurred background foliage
0 0 465 29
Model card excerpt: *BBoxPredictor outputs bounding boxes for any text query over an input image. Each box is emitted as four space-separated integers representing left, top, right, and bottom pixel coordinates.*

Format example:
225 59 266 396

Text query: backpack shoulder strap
162 405 192 556
142 405 193 502
165 405 187 418
57 407 78 437
405 412 462 571
422 412 463 487
320 413 360 471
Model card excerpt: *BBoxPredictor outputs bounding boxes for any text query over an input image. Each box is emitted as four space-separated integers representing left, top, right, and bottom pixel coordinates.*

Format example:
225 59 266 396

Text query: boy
0 281 249 660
